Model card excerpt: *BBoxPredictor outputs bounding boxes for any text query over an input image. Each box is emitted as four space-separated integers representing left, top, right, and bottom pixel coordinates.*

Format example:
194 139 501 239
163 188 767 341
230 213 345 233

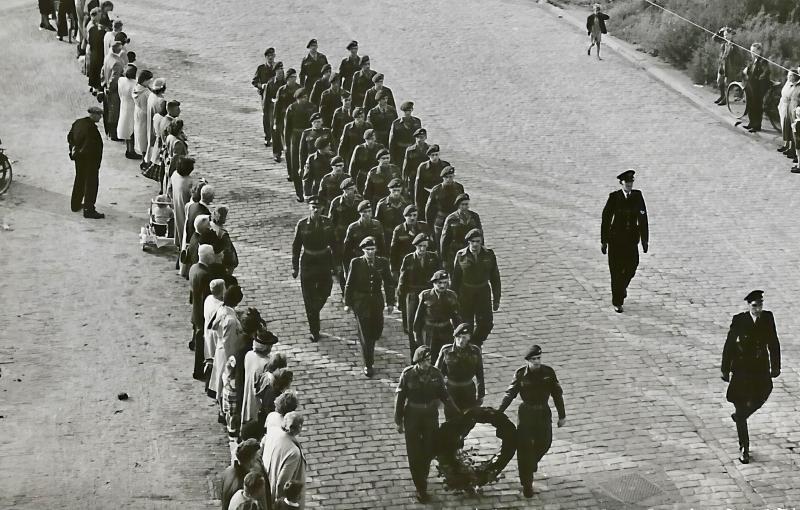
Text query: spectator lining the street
264 389 298 434
132 70 153 159
262 411 307 509
220 438 270 510
779 70 799 156
117 64 139 158
228 471 267 510
274 480 303 510
222 355 241 460
171 157 195 259
210 206 239 274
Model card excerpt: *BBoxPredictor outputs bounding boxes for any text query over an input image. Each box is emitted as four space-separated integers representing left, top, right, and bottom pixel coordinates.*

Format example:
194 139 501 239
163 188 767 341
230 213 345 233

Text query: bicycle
726 79 782 130
0 138 12 195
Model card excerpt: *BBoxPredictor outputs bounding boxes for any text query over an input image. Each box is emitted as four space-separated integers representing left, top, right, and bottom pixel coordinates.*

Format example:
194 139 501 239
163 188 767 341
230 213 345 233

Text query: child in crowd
274 480 303 510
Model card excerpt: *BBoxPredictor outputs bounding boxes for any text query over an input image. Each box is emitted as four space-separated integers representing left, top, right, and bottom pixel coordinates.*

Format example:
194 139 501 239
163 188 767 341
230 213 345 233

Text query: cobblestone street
1 0 799 508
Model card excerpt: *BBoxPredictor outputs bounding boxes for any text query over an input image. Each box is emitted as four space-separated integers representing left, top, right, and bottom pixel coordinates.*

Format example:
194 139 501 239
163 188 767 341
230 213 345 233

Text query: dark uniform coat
413 288 460 361
414 159 451 214
68 116 104 212
363 85 396 113
338 120 372 170
390 221 434 275
397 250 441 354
343 218 386 263
451 246 500 346
318 170 348 214
273 81 301 151
389 116 422 166
309 76 330 106
367 104 398 148
284 101 319 198
601 189 648 307
299 127 332 180
364 164 402 210
349 68 376 113
375 194 411 245
440 210 483 272
299 52 328 88
303 151 332 198
348 141 385 193
264 75 286 154
292 215 338 338
722 311 780 404
435 342 485 420
339 54 361 91
330 106 353 150
403 141 429 199
345 255 395 368
319 87 343 128
426 181 465 245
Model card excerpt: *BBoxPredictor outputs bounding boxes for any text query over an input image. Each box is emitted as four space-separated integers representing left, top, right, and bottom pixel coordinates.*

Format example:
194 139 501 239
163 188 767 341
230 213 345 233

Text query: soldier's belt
302 247 331 256
520 402 549 409
425 320 452 328
446 378 475 387
405 401 438 409
461 281 489 289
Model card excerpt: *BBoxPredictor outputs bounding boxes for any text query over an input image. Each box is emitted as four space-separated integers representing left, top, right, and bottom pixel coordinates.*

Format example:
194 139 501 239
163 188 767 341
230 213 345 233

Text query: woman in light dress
778 69 798 155
132 69 153 161
163 119 188 193
116 64 140 158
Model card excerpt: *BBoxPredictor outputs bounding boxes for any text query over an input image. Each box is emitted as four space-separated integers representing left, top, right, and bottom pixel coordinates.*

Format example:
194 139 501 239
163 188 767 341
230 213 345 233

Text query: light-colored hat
152 78 167 91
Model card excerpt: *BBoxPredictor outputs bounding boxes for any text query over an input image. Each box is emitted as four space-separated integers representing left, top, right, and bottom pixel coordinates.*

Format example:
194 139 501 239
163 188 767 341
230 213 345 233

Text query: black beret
359 236 376 248
314 137 331 149
340 177 355 190
440 166 455 177
454 193 470 207
413 345 431 363
321 63 332 73
525 344 543 359
360 55 370 65
330 155 344 166
376 148 390 159
286 68 297 78
400 101 414 111
372 73 385 83
274 61 284 70
388 177 403 189
454 323 472 336
346 40 358 50
357 200 372 212
293 87 308 99
310 112 322 121
264 47 275 56
412 233 429 246
306 38 318 49
464 228 482 241
403 205 418 216
413 128 427 137
307 195 321 206
426 144 440 155
375 89 388 100
430 269 449 282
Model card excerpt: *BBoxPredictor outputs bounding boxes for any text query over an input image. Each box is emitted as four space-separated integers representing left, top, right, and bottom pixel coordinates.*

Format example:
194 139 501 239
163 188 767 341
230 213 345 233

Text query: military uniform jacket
390 221 434 274
350 68 377 107
413 288 460 333
345 255 395 310
601 189 648 246
299 52 328 88
389 116 422 163
264 76 286 114
451 246 500 303
722 311 780 377
367 105 398 140
425 181 465 225
283 101 317 146
330 107 353 148
365 164 402 207
274 82 301 127
252 62 277 95
498 365 565 419
435 343 485 397
319 171 347 212
375 194 410 239
348 142 385 183
329 193 361 243
394 365 452 423
303 151 332 197
338 120 372 167
343 219 386 261
402 142 429 185
292 215 339 275
299 127 331 173
441 210 483 256
363 85 396 113
339 55 361 91
319 88 343 127
309 76 330 106
415 159 451 206
397 251 441 302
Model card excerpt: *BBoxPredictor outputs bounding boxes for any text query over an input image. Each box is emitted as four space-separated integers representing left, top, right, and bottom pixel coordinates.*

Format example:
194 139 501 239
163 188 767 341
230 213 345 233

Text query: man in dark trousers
402 128 429 201
390 205 434 277
721 290 781 464
451 228 500 346
252 47 277 146
414 144 450 214
349 56 376 114
397 234 441 356
440 193 483 273
67 106 105 218
426 167 465 248
292 196 340 343
600 169 648 313
741 42 770 132
713 27 735 105
284 87 318 202
299 38 328 89
498 345 566 498
339 40 360 92
435 323 485 421
413 269 460 362
389 101 422 166
273 68 301 165
328 178 360 275
344 236 395 377
343 200 385 264
394 345 460 504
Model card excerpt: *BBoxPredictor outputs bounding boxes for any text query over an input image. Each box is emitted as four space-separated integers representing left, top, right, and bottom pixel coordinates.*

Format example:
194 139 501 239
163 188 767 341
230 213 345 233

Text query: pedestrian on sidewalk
101 40 125 140
261 388 297 436
56 0 77 42
713 26 735 105
190 244 218 380
144 77 167 170
792 105 800 172
102 19 122 58
586 3 609 60
262 412 307 508
84 8 106 93
204 278 226 394
741 42 770 133
721 290 781 464
67 106 105 219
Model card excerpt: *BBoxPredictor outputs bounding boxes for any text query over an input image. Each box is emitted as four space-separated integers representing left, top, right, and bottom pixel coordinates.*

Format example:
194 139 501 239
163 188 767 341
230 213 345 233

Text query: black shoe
83 210 105 219
778 146 788 152
126 151 143 160
714 98 722 104
110 136 121 142
295 196 304 203
71 204 83 212
739 448 750 464
415 491 430 503
741 124 751 129
286 176 293 182
734 120 743 127
717 101 727 106
363 366 374 378
731 413 737 422
264 139 271 147
522 484 534 498
790 167 800 173
274 155 282 162
39 22 56 31
748 128 761 133
217 413 226 425
188 339 195 351
309 333 319 343
140 161 149 171
192 371 205 381
614 305 623 313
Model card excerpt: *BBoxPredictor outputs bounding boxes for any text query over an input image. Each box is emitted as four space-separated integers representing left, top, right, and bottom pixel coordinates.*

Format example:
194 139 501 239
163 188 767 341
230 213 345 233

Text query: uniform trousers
516 402 553 487
272 116 284 158
444 380 477 421
418 323 453 363
730 374 772 450
71 158 100 211
433 212 446 251
353 300 384 368
261 96 272 143
607 241 639 307
300 260 333 337
57 0 77 38
287 129 304 199
458 284 494 345
403 405 439 493
402 290 423 357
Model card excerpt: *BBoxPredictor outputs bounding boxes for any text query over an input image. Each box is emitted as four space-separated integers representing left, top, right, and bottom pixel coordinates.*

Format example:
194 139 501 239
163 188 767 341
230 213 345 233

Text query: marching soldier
252 47 277 147
273 68 300 165
389 101 422 166
394 345 460 503
299 38 328 89
263 62 286 162
337 107 371 169
397 234 440 356
414 144 450 214
303 137 334 199
364 150 402 209
367 91 398 148
292 196 339 343
435 323 485 421
330 93 353 149
284 87 318 202
413 269 461 362
425 166 464 247
344 236 395 377
363 73 396 113
440 193 482 273
309 64 332 107
390 205 434 276
498 345 566 498
451 229 500 346
600 169 648 313
349 55 376 113
375 178 411 245
343 200 385 264
403 128 429 201
319 73 344 128
349 128 385 193
721 290 781 464
318 155 348 213
299 113 332 180
339 40 361 92
328 178 360 292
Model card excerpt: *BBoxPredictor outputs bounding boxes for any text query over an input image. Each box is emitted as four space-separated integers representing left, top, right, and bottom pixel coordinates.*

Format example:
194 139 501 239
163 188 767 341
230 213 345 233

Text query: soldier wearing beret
375 178 411 245
721 290 781 464
337 107 372 170
389 101 422 166
343 200 386 265
601 169 648 313
299 113 332 183
440 194 483 273
394 345 460 503
252 47 278 146
413 270 461 362
299 38 328 89
435 323 485 420
318 155 348 213
414 144 451 214
273 68 300 165
319 73 344 128
328 178 361 292
345 236 396 377
303 136 334 199
390 205 435 275
330 94 353 149
68 106 105 218
451 229 499 346
284 87 318 201
292 196 340 342
349 56 376 114
403 128 430 201
425 166 465 247
348 128 385 193
339 40 361 92
309 64 332 107
365 149 403 209
367 91 398 148
363 73 396 113
263 62 286 159
397 235 441 355
498 345 566 498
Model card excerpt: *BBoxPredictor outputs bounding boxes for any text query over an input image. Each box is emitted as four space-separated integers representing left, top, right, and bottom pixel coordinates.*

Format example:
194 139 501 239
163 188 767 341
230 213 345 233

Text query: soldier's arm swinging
638 193 649 252
721 317 737 381
291 220 303 278
490 251 501 311
497 371 521 413
767 313 781 377
600 193 614 252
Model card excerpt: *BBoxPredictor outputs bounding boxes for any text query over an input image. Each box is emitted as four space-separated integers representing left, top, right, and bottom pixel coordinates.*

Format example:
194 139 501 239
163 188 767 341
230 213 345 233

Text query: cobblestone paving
4 0 800 507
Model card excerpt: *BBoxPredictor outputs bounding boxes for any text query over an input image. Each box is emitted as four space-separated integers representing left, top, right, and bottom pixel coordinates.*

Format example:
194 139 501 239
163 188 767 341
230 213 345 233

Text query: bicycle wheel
727 82 746 119
0 156 12 195
767 103 781 131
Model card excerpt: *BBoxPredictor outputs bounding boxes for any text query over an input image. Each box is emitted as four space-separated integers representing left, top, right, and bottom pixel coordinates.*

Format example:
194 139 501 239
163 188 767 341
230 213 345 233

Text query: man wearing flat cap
389 101 422 166
339 40 361 92
303 136 334 199
375 177 411 244
349 55 377 115
451 228 499 346
395 345 460 503
362 73 396 113
310 64 332 107
299 38 328 89
391 205 434 276
67 106 105 218
365 149 403 209
600 169 648 313
721 290 781 464
319 72 344 127
367 91 398 148
299 113 331 186
413 269 461 362
318 155 348 213
498 345 566 498
330 93 353 149
253 47 278 145
348 128 385 193
273 67 300 164
338 107 372 170
441 194 483 273
263 61 285 156
293 196 340 343
414 144 451 214
436 323 485 420
403 128 430 200
345 236 395 377
426 166 465 247
284 87 319 202
343 200 386 265
397 235 441 355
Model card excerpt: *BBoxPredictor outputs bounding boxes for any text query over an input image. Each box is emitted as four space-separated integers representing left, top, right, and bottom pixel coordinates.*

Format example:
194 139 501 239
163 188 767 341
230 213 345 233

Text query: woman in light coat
132 69 153 162
170 157 194 252
116 64 138 158
144 78 166 169
778 69 798 154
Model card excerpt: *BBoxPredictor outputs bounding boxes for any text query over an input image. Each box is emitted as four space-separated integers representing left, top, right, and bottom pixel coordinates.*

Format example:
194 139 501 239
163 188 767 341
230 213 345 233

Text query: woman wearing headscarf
209 206 239 274
132 70 153 162
241 334 282 430
171 157 194 251
116 64 138 158
101 40 125 140
210 285 246 416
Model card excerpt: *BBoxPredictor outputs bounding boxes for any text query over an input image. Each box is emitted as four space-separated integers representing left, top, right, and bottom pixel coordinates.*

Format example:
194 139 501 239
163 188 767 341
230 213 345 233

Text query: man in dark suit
67 106 105 218
402 128 429 201
721 290 781 464
601 169 648 313
349 56 376 115
389 101 422 166
426 166 465 247
284 88 319 202
742 42 770 132
344 236 395 377
397 234 440 356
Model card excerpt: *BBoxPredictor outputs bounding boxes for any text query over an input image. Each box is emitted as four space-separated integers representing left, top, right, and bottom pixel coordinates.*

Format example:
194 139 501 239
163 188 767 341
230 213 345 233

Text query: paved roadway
2 0 800 508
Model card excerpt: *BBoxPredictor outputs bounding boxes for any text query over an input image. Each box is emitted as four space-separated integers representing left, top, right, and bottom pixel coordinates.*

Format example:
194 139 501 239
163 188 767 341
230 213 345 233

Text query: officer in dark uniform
273 68 300 165
498 345 566 498
440 194 483 273
375 178 410 244
403 128 429 201
299 38 328 89
364 150 402 209
299 113 331 182
319 73 343 127
414 144 450 214
367 91 398 148
394 345 460 503
343 200 386 264
339 40 360 92
390 205 434 277
451 229 500 346
284 87 318 201
337 107 371 170
389 101 422 166
303 137 334 199
328 177 360 293
413 269 461 362
252 47 277 146
263 62 285 161
349 55 376 113
330 94 353 149
345 236 395 377
721 290 781 464
318 155 347 213
425 166 464 247
292 196 340 342
600 169 648 313
362 73 396 113
309 64 332 107
435 323 485 421
348 128 385 193
397 234 441 356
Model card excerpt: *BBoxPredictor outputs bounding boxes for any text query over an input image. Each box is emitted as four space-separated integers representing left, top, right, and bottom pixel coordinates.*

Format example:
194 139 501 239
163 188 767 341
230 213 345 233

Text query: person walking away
586 3 609 60
67 106 105 218
713 26 735 105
